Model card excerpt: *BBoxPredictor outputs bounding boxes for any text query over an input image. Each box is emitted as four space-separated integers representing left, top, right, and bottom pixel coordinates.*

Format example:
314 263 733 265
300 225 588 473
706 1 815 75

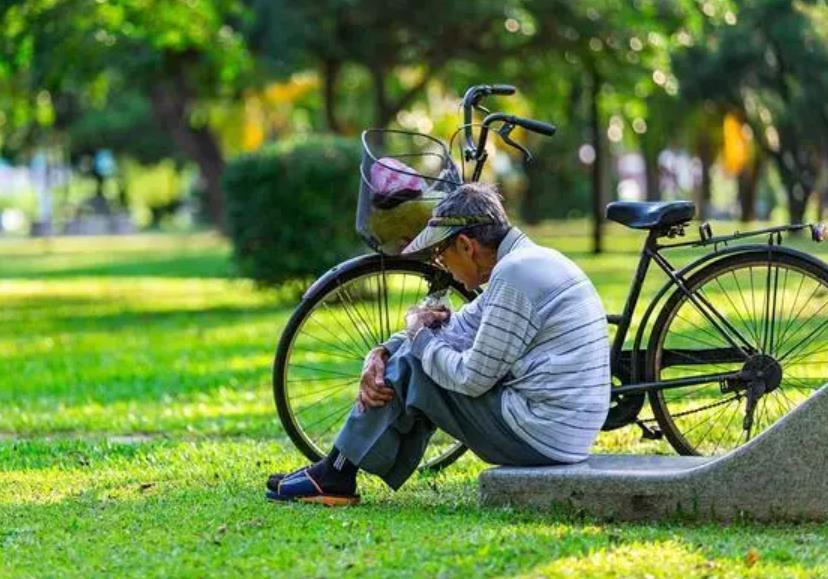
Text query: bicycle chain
638 393 743 424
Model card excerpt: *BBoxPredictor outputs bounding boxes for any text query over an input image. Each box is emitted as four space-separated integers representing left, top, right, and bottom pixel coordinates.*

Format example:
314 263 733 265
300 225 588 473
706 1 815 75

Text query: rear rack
655 221 826 251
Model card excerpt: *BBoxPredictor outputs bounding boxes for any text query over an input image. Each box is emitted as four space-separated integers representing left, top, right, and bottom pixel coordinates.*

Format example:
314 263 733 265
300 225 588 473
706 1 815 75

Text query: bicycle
273 83 828 472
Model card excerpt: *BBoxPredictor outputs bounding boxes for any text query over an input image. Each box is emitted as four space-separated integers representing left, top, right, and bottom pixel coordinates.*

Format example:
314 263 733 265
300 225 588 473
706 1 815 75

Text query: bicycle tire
647 248 828 455
273 255 476 471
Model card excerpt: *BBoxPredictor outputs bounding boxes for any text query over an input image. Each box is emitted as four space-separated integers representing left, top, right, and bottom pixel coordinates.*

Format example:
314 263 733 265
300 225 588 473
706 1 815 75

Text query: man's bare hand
357 346 395 411
404 306 450 338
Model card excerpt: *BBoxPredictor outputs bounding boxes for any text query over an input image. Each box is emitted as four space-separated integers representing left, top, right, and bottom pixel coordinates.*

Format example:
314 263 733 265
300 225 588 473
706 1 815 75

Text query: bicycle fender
630 243 825 381
300 253 433 303
301 253 383 302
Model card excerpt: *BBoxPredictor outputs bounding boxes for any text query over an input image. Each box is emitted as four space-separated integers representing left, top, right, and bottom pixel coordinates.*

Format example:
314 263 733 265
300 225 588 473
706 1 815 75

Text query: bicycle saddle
605 200 696 230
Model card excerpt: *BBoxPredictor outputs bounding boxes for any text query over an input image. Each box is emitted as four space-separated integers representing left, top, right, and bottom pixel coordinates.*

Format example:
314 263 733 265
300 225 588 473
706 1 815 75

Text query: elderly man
266 183 611 505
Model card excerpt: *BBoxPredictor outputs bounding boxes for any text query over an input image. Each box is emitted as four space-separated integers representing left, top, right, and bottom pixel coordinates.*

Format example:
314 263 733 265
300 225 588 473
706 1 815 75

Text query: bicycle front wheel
648 249 828 455
273 255 476 471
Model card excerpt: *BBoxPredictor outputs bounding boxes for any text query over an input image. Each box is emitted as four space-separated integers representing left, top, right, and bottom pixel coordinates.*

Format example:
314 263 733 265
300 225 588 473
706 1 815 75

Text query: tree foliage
0 0 252 229
4 0 828 241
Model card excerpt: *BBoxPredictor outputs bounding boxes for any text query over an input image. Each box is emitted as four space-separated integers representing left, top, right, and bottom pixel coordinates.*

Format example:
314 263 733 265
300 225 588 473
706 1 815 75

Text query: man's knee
386 353 441 402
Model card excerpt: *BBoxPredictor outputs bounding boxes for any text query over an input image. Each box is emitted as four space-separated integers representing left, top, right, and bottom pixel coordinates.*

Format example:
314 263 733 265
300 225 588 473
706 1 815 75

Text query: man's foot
265 447 359 506
265 468 360 506
265 467 307 493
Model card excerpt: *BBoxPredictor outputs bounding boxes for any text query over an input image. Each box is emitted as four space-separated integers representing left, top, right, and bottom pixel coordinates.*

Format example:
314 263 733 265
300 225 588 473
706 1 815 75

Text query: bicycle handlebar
462 84 517 109
459 83 557 181
494 114 557 137
463 84 516 157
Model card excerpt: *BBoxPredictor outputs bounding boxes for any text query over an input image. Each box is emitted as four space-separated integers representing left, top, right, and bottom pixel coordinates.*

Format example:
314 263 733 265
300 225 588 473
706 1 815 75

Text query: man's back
492 230 611 463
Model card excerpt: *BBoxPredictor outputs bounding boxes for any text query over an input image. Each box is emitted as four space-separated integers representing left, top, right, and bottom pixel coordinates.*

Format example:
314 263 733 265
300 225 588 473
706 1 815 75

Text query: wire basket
357 129 462 255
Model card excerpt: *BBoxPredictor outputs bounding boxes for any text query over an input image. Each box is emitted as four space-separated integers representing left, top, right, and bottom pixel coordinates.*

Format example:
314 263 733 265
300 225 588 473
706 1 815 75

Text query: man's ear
455 233 473 255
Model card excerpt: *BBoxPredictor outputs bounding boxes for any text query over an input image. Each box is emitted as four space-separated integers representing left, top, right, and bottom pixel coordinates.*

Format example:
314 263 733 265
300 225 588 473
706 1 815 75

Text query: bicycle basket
357 129 462 255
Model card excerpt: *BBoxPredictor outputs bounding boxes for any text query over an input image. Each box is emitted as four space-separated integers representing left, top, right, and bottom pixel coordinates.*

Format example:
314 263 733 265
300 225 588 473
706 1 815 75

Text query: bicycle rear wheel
273 255 476 471
648 249 828 455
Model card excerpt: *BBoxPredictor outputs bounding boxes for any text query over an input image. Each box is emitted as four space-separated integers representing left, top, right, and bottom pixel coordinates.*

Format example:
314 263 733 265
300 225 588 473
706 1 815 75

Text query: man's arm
410 278 539 397
379 292 486 355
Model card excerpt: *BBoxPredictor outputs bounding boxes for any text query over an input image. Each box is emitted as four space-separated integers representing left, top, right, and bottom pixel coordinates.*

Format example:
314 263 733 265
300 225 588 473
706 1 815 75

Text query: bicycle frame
606 221 823 400
361 83 827 410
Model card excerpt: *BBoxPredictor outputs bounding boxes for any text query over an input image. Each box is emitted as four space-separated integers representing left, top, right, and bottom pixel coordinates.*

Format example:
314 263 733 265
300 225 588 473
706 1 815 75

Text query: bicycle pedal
637 422 663 440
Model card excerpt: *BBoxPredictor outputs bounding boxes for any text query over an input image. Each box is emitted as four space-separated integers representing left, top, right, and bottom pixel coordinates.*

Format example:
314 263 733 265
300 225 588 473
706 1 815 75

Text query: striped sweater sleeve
411 278 539 397
381 292 485 355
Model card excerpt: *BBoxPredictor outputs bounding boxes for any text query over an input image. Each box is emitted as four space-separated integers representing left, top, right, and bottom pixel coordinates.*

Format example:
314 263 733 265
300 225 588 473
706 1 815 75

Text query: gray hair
434 182 511 249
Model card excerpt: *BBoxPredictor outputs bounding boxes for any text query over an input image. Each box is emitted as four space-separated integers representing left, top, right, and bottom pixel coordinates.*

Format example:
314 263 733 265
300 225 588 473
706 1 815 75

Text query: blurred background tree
2 0 828 264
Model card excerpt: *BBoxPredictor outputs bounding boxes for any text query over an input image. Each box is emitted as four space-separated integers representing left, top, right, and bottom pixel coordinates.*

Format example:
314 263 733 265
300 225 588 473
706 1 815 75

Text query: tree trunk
321 58 342 133
816 156 828 221
149 76 226 232
737 154 762 223
371 67 391 129
640 132 660 202
369 65 435 129
696 131 713 221
589 68 604 254
775 159 809 227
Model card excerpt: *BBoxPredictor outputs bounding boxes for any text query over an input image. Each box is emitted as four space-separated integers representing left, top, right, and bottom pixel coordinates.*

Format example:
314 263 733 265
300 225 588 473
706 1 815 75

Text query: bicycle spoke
729 269 763 346
715 274 761 347
774 386 797 414
773 274 820 356
778 315 828 363
652 255 828 456
760 264 775 352
301 400 355 429
279 265 471 469
369 272 386 343
396 273 408 330
749 266 759 345
301 318 366 360
784 375 823 393
287 374 357 384
784 345 828 368
337 285 380 347
673 395 736 439
289 363 360 379
294 333 362 362
348 281 383 345
317 404 359 438
320 300 373 355
770 266 790 355
290 381 354 401
689 287 752 357
674 312 732 350
696 398 737 446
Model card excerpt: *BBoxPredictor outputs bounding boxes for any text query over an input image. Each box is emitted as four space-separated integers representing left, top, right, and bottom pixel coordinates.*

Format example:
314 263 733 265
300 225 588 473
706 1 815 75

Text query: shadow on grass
0 254 235 280
2 302 295 335
3 439 828 576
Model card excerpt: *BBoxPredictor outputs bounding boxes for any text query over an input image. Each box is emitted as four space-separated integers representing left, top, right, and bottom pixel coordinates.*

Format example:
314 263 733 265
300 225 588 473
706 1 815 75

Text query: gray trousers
334 348 561 490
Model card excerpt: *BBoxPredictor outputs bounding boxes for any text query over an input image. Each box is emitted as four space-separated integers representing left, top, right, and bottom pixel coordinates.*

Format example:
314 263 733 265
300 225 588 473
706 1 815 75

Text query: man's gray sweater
388 226 611 463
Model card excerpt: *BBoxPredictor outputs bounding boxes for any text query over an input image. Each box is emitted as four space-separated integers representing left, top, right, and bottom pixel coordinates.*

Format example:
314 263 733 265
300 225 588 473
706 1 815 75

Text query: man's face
436 233 489 291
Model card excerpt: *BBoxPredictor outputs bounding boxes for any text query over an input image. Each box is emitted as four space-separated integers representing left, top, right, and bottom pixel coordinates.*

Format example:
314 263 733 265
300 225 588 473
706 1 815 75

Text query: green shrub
224 135 362 285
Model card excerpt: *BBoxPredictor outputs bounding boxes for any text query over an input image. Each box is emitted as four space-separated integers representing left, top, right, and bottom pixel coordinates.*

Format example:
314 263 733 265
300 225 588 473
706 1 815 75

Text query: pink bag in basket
369 157 426 209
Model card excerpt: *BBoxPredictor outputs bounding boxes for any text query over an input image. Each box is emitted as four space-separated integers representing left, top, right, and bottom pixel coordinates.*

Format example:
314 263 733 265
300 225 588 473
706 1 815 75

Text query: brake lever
497 123 533 162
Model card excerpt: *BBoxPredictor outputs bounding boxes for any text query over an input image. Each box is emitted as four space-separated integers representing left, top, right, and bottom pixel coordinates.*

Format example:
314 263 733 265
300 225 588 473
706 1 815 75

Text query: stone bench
478 383 828 521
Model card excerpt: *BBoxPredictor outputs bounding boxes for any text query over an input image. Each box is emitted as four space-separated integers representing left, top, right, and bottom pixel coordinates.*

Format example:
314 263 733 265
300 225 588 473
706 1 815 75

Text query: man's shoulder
491 242 586 296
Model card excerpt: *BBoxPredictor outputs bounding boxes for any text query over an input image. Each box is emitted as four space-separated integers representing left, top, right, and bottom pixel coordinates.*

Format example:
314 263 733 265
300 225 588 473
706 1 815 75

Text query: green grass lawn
3 222 828 578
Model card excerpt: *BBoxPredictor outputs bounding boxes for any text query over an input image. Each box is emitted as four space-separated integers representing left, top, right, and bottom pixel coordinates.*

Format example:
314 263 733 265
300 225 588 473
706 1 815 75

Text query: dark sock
306 447 358 494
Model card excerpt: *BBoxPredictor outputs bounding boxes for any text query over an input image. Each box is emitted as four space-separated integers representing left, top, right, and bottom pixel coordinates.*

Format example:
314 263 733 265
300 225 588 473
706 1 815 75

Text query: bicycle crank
720 354 783 437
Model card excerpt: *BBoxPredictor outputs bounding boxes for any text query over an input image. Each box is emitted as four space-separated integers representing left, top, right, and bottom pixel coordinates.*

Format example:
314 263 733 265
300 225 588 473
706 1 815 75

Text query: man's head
403 182 511 291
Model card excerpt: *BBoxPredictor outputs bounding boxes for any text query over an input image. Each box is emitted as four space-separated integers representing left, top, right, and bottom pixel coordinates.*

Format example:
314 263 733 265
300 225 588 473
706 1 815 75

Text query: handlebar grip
511 116 557 137
488 84 516 96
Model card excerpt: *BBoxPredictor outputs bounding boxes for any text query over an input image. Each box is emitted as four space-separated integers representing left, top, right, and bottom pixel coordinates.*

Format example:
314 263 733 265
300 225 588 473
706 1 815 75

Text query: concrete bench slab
479 383 828 521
